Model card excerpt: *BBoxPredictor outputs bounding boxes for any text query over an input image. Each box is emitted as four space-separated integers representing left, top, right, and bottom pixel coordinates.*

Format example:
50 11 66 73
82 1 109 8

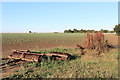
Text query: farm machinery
7 50 72 63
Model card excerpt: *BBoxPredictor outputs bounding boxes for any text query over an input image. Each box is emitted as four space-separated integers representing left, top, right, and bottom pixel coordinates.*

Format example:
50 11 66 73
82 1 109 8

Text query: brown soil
2 34 119 58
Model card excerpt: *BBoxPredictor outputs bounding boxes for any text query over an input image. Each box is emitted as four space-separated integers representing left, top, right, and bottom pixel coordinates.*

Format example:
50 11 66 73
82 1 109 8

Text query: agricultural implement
7 50 71 63
45 52 71 60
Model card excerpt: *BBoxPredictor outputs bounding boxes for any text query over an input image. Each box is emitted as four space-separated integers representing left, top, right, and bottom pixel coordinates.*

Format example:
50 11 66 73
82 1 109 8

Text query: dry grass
85 32 112 55
1 48 118 78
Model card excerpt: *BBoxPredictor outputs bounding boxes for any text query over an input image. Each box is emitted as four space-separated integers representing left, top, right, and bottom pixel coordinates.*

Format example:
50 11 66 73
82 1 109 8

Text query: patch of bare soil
104 34 118 46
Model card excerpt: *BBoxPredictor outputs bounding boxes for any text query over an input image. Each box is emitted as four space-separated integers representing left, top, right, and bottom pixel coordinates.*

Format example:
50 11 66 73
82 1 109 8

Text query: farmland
1 33 119 78
2 33 86 57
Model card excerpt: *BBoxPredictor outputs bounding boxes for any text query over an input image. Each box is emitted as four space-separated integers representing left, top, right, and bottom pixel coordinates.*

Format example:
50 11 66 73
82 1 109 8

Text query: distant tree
73 29 79 33
79 29 83 33
79 29 86 33
110 31 115 33
103 30 109 33
100 29 112 33
87 30 95 33
68 29 74 33
89 30 95 33
64 30 68 33
54 32 59 33
114 24 120 34
100 29 104 32
64 29 73 33
29 31 32 33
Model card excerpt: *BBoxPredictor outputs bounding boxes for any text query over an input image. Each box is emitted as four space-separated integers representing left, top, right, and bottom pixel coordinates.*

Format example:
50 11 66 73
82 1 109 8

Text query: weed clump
85 32 110 55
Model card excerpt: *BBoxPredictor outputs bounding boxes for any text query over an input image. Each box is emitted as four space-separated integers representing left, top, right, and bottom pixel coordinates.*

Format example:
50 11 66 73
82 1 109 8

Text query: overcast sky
2 2 118 33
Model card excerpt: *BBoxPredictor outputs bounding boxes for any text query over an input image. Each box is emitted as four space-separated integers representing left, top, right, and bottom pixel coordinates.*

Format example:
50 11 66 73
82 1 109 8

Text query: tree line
28 24 120 34
64 29 115 33
64 24 120 33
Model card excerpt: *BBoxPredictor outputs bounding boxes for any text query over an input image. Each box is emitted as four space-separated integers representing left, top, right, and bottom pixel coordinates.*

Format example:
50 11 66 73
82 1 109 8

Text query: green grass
1 33 118 78
2 33 86 46
2 33 86 57
2 48 118 78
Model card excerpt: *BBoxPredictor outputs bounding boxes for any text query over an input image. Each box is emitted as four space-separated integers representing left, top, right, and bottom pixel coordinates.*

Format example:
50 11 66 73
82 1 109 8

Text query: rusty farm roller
45 52 71 60
7 50 44 63
7 50 71 63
